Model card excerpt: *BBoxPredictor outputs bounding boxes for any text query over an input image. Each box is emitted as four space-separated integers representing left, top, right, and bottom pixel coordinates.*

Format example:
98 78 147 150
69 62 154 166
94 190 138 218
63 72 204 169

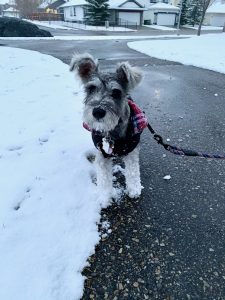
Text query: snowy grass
144 24 177 31
25 19 135 32
0 47 106 300
128 33 225 74
24 19 77 30
183 25 223 31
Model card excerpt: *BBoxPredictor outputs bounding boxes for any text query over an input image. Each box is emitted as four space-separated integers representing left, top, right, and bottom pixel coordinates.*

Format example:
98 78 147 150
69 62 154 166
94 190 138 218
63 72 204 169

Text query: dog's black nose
92 107 106 119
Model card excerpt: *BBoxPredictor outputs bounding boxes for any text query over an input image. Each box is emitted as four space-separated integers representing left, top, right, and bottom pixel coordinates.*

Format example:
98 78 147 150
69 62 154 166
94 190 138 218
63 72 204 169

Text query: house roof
148 2 179 11
206 3 225 14
60 0 86 8
39 0 60 9
108 0 143 9
60 0 145 9
48 0 65 9
39 1 49 9
3 6 19 11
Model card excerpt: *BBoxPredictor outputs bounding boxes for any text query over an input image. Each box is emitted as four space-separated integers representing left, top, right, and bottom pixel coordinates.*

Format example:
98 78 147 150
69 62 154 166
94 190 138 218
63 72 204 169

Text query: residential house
2 6 19 17
60 0 86 22
38 0 66 14
60 0 145 26
0 0 16 16
142 1 180 25
205 0 225 26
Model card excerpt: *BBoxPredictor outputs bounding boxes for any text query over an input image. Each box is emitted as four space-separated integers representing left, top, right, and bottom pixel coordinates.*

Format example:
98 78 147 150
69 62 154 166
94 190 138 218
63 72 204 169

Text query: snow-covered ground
183 25 222 31
0 34 190 41
24 19 77 30
128 33 225 74
0 47 109 300
144 24 176 31
26 19 135 32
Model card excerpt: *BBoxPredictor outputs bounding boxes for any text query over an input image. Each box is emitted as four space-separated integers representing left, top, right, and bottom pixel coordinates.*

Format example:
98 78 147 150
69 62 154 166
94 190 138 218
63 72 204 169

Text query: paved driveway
2 38 225 299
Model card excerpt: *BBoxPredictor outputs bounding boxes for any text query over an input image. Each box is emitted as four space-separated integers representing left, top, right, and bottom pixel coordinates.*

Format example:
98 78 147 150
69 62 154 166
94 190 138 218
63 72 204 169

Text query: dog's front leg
123 147 143 198
95 151 113 205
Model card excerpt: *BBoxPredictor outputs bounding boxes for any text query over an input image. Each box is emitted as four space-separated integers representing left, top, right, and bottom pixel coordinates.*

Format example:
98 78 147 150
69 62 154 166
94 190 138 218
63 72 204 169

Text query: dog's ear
70 53 98 82
116 62 142 90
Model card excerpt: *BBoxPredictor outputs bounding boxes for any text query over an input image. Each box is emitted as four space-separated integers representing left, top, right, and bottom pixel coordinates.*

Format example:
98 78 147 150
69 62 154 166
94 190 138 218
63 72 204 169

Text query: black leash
147 123 225 159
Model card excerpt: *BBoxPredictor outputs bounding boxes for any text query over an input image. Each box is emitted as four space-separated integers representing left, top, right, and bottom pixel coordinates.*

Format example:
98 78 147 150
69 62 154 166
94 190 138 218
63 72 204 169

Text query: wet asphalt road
2 36 225 299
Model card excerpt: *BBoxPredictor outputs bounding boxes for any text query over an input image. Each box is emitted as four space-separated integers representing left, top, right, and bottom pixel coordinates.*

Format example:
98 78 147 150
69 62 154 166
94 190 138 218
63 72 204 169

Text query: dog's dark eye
112 89 122 99
87 85 97 94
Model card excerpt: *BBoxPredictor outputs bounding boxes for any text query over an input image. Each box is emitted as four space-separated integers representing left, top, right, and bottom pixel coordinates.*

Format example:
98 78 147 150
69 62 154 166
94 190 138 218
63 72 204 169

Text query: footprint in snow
39 136 49 144
7 145 23 151
14 186 32 211
86 151 96 163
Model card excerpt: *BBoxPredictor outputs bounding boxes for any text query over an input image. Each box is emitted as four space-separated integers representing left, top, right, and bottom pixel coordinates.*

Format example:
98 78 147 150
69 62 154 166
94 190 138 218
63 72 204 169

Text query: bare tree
15 0 39 17
197 0 216 36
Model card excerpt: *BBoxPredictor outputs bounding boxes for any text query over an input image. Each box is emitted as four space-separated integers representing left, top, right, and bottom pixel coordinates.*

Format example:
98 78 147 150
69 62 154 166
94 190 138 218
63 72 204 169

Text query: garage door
157 13 175 26
118 12 141 25
211 15 225 27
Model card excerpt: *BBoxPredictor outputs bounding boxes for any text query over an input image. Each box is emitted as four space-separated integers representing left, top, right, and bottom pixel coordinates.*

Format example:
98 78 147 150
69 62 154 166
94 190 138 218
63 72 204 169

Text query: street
2 36 225 299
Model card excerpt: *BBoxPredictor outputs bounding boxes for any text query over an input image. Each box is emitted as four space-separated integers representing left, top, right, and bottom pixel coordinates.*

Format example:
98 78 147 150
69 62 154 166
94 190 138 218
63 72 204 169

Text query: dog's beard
83 108 119 133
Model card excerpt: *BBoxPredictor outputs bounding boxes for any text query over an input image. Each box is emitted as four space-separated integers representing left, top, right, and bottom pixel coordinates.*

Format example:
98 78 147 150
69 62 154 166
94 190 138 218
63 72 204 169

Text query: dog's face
70 53 142 133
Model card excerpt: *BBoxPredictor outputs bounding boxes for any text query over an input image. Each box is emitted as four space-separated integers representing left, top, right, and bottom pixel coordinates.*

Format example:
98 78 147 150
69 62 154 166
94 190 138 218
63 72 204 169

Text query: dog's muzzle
92 107 106 120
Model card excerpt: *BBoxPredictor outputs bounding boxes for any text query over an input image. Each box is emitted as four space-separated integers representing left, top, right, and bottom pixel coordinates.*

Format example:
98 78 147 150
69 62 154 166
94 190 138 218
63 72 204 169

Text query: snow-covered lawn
183 25 222 31
25 19 135 32
24 19 77 30
144 24 176 31
0 47 107 300
128 33 225 74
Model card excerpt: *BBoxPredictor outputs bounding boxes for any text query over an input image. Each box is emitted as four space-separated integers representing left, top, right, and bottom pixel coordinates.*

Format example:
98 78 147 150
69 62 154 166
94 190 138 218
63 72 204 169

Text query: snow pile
128 33 225 74
0 47 103 300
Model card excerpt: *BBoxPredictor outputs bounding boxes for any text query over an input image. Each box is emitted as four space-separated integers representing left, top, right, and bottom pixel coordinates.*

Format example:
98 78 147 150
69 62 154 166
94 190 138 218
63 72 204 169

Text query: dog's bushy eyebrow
85 78 101 88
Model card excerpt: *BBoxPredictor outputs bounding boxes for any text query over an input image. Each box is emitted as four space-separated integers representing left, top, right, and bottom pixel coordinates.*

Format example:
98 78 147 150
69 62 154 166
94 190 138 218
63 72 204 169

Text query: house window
162 0 169 3
70 6 76 16
150 0 157 3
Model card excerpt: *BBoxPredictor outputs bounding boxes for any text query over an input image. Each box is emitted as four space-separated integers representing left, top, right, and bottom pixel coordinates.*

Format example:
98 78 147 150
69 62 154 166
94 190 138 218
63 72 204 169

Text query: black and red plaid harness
84 97 225 160
83 98 148 158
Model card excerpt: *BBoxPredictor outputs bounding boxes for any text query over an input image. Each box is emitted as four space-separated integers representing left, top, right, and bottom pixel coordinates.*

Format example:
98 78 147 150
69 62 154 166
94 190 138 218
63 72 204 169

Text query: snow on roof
60 0 86 7
39 0 58 9
148 2 179 11
206 3 225 14
3 6 19 11
108 0 143 9
39 1 50 9
61 0 144 9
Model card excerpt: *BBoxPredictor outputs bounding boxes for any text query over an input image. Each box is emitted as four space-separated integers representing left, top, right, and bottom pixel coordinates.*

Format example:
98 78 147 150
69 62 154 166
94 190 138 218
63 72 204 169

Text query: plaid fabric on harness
83 99 148 135
128 99 148 134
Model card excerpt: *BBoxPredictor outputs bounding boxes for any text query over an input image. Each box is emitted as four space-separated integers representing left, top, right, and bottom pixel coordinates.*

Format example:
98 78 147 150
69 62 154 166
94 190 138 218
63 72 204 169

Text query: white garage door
118 12 141 25
211 15 225 27
157 13 175 26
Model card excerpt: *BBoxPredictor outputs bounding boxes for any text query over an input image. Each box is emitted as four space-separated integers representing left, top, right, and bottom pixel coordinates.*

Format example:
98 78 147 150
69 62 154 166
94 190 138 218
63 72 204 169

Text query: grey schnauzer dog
70 53 147 202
